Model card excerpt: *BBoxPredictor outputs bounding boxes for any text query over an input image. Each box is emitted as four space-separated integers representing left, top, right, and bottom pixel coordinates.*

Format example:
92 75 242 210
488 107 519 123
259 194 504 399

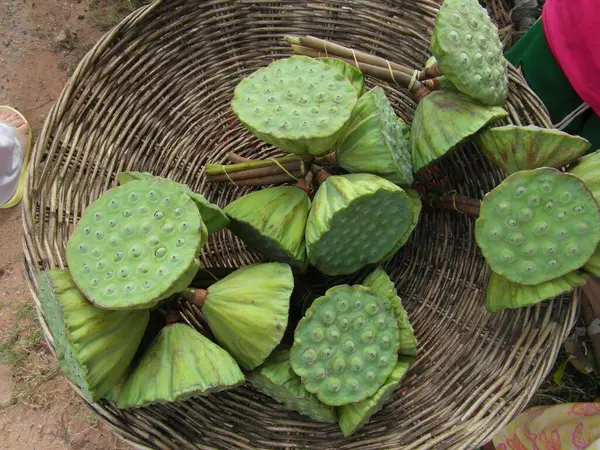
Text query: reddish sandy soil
0 1 135 448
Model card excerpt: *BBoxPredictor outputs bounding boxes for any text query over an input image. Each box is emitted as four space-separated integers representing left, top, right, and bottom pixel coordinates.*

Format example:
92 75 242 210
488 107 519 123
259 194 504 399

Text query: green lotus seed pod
290 285 400 406
231 55 358 155
474 126 591 174
306 174 420 276
334 87 413 185
475 168 600 285
247 348 337 423
411 90 508 172
38 269 149 402
361 267 417 357
382 188 423 260
431 0 508 106
116 323 244 408
486 270 588 312
320 57 365 97
202 262 293 370
66 179 206 309
117 171 230 235
583 246 600 277
568 149 600 202
337 357 413 436
224 186 310 271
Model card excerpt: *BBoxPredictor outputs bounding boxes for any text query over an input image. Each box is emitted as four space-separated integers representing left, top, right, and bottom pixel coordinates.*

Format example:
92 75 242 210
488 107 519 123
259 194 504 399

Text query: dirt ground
0 1 144 448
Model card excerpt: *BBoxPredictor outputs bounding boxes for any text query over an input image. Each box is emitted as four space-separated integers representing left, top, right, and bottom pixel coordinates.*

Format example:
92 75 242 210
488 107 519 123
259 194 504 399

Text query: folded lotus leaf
335 87 413 185
116 323 244 408
117 171 229 235
431 0 508 106
248 348 337 423
38 269 149 402
361 267 417 357
224 186 310 271
306 174 420 276
411 90 508 172
290 285 400 406
474 125 591 174
202 262 293 370
67 179 206 309
486 270 588 312
320 57 365 97
337 357 413 436
231 55 358 155
475 168 600 285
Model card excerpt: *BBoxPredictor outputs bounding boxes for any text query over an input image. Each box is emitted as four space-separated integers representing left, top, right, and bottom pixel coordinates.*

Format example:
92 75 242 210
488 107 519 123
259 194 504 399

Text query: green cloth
504 19 600 150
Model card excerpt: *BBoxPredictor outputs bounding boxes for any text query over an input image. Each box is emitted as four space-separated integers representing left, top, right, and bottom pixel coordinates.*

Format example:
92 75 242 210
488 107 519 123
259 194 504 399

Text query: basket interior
22 1 576 448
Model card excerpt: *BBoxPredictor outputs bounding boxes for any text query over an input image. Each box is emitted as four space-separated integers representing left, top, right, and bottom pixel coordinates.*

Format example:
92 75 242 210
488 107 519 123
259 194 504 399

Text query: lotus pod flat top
67 179 205 309
248 348 337 423
117 324 244 408
336 87 413 185
485 270 588 312
231 55 358 155
475 168 600 285
361 267 417 357
117 171 230 235
568 150 600 203
431 0 508 106
320 57 365 97
224 186 310 271
306 174 418 276
202 262 293 370
474 125 591 174
337 357 413 436
290 285 399 406
411 90 508 172
38 269 149 402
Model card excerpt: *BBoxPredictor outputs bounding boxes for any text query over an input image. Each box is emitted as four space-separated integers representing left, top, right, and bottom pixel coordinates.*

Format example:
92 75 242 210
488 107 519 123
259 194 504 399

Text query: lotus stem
311 164 331 184
205 155 302 176
206 161 303 182
228 152 252 163
180 288 208 308
216 173 304 186
424 193 481 217
295 170 314 194
166 311 182 325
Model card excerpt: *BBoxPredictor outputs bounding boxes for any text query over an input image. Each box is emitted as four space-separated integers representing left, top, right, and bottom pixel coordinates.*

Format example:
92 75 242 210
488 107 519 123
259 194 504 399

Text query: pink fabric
542 0 600 117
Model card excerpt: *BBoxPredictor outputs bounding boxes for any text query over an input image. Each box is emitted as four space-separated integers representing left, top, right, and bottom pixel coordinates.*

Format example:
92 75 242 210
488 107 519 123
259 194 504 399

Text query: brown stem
582 278 600 373
181 288 208 308
166 311 182 325
295 170 314 195
216 172 303 186
424 194 481 217
421 63 442 80
206 162 303 182
311 164 331 184
228 152 252 163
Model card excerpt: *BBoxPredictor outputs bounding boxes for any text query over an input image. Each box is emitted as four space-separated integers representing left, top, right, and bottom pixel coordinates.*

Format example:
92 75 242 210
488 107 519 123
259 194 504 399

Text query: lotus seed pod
306 174 420 276
117 171 230 235
290 285 400 406
247 348 337 423
382 189 422 260
475 168 600 285
361 267 417 357
66 179 206 310
568 150 600 202
337 357 413 436
38 269 149 402
116 323 244 408
431 0 508 106
583 246 600 277
474 126 591 175
334 87 413 185
320 57 365 97
486 270 588 312
231 55 358 155
202 262 293 370
411 90 508 172
224 186 310 271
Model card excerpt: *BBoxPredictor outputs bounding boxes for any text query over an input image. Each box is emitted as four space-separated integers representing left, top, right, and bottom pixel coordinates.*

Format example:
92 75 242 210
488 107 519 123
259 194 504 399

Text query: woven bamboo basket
22 0 578 448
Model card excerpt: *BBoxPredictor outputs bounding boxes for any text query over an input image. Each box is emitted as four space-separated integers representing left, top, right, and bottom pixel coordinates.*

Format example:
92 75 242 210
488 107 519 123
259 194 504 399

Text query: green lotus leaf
431 0 508 106
334 87 413 185
486 270 588 312
320 57 365 97
411 90 508 172
474 125 591 174
224 186 310 271
202 262 293 370
116 323 244 408
38 269 149 402
337 357 413 436
117 171 230 235
475 168 600 285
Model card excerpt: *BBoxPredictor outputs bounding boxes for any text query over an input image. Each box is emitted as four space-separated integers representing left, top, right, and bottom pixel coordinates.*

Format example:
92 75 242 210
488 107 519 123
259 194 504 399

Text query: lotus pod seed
475 168 600 285
290 285 399 405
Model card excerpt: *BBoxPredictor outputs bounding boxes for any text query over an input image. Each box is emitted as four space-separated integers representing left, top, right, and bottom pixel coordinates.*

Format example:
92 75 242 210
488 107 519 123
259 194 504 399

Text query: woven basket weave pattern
22 1 576 448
